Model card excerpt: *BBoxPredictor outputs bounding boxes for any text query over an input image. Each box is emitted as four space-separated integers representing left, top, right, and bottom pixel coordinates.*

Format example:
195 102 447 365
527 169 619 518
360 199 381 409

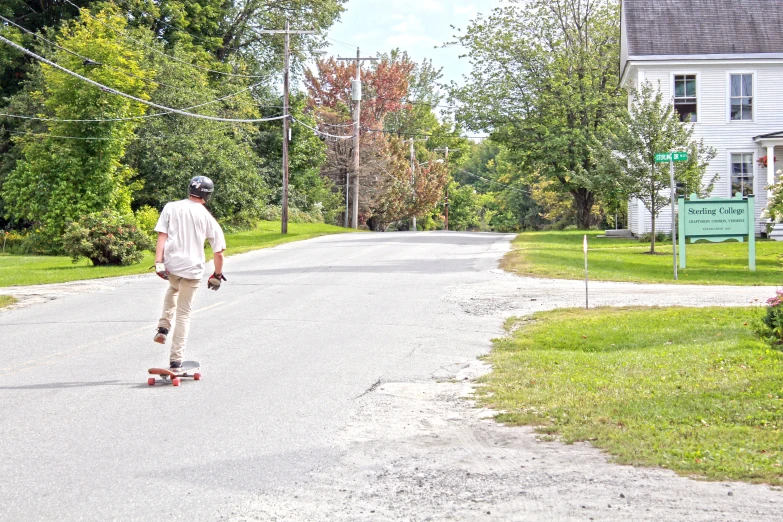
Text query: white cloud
385 33 440 49
391 0 446 13
453 4 478 18
391 15 425 35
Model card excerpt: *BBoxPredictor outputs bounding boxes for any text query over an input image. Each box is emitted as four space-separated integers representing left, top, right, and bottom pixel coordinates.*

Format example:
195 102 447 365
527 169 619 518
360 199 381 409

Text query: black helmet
188 176 214 202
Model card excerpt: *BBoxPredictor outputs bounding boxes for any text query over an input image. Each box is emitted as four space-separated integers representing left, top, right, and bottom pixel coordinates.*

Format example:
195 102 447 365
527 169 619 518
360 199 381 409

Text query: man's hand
208 272 227 291
155 262 169 280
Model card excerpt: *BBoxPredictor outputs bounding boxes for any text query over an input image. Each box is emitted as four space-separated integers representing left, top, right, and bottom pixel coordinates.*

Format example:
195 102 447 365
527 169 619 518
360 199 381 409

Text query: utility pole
435 147 450 230
405 138 428 231
259 21 315 234
337 49 377 229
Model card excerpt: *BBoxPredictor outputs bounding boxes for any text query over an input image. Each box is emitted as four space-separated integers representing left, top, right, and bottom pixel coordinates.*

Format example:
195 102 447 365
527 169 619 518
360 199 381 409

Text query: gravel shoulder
245 362 781 522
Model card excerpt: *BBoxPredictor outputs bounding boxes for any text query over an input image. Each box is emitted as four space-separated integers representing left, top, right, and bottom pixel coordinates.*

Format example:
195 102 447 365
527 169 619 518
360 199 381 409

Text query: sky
324 0 504 90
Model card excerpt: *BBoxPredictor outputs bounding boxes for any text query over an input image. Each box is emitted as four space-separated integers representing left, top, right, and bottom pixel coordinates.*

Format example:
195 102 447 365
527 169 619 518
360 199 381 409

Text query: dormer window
730 74 753 121
673 74 697 122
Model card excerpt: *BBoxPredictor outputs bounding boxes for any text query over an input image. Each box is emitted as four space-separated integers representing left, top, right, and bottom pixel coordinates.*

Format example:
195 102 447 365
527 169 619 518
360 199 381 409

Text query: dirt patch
234 361 781 521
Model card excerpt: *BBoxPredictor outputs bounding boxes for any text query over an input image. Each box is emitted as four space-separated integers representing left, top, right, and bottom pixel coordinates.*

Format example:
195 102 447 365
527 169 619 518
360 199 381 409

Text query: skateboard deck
147 361 201 386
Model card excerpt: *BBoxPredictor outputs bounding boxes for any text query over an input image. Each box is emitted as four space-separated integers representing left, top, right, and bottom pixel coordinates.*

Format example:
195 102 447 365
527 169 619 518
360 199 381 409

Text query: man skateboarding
153 176 227 371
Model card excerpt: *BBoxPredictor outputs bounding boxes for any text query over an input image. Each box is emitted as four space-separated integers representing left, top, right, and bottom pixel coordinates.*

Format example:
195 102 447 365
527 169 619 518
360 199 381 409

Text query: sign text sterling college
677 194 756 271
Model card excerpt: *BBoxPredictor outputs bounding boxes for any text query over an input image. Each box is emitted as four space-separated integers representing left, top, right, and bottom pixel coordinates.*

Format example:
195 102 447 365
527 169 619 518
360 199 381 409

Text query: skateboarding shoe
169 360 183 371
154 327 169 344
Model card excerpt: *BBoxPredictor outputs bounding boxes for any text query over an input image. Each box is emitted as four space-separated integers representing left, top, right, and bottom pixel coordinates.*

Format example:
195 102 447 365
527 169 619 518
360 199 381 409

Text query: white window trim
727 150 756 197
670 71 701 124
726 70 757 123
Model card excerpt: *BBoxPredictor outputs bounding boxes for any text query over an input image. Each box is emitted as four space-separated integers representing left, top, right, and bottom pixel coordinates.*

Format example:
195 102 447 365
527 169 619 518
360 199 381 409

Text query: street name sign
655 152 689 163
677 194 756 271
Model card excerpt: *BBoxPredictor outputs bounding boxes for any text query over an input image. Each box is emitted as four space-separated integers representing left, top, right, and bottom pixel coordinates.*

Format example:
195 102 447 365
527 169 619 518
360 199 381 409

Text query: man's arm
213 250 224 275
155 232 168 263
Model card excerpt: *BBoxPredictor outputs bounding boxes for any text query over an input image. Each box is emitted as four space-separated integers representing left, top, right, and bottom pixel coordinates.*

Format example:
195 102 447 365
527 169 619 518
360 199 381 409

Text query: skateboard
147 361 201 387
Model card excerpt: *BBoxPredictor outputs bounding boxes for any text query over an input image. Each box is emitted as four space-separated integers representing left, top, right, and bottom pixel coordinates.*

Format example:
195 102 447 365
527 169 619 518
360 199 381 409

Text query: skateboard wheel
172 377 181 387
147 377 156 386
194 373 201 381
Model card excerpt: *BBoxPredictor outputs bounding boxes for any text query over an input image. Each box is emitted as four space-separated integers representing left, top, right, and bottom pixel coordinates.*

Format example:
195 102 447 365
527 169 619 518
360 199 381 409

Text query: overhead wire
0 82 271 123
362 126 487 140
456 168 531 195
0 34 287 123
291 117 352 140
0 13 179 90
63 0 265 79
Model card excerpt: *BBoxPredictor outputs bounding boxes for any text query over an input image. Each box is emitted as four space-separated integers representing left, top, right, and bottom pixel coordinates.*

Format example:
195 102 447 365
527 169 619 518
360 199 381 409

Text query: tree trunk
650 212 656 254
571 188 595 229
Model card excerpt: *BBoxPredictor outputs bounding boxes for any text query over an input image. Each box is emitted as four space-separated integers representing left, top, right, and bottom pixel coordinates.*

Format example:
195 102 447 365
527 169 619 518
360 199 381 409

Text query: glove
208 272 227 291
154 262 169 280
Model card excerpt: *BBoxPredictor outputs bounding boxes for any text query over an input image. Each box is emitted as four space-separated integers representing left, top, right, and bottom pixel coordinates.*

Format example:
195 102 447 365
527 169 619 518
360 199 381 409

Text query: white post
768 145 776 198
670 158 678 281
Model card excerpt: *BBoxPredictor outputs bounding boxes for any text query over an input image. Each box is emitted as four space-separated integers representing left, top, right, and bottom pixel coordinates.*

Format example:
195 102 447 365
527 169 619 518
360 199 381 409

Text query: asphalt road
0 232 515 521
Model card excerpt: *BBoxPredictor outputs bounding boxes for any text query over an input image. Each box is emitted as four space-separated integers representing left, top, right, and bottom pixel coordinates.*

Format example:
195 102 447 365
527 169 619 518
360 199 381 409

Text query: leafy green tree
125 44 270 225
449 0 624 228
602 81 716 253
1 6 154 251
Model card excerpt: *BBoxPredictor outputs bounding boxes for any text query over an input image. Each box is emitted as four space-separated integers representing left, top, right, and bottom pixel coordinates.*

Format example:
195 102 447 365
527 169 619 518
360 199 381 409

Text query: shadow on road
0 380 163 390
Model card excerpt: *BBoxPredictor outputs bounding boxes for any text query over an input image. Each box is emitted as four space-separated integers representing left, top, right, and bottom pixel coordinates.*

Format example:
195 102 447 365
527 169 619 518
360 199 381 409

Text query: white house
620 0 783 236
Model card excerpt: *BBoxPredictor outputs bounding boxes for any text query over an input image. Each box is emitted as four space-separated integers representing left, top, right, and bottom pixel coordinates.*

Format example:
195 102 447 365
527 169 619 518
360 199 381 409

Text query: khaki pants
157 275 200 363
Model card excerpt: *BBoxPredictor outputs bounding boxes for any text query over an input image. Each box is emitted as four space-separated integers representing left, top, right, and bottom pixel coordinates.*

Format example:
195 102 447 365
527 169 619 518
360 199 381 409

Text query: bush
753 291 783 349
260 205 325 224
62 210 154 266
638 232 670 243
134 206 160 240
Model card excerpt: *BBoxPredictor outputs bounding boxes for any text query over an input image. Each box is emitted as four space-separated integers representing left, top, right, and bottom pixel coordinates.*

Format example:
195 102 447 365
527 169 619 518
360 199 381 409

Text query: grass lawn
0 222 354 287
480 307 783 485
0 295 16 309
502 230 783 285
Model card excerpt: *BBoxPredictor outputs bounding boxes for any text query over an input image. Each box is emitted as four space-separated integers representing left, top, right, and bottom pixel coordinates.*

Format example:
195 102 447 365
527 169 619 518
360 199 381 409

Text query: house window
674 75 697 122
730 74 753 121
730 153 754 196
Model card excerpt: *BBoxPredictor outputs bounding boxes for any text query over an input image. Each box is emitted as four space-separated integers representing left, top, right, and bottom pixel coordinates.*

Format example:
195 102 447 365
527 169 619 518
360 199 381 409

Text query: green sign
655 152 689 163
678 194 755 271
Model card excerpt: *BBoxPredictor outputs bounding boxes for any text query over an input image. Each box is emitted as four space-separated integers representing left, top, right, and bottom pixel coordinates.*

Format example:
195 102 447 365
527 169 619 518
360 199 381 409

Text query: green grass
0 222 354 287
502 230 783 285
0 295 16 309
480 307 783 485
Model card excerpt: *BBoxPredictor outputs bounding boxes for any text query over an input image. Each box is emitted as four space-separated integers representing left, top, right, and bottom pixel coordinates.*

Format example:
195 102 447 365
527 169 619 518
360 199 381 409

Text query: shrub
638 232 670 243
134 206 160 240
62 210 154 266
260 205 325 224
753 290 783 349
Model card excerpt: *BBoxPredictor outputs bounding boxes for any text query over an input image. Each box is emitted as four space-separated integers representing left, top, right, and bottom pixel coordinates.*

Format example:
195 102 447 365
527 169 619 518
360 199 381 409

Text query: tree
1 6 154 251
449 0 624 228
602 81 716 253
125 43 270 225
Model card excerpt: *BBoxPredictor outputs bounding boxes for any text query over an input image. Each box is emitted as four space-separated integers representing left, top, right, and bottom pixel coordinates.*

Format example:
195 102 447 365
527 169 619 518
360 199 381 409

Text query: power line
324 35 357 51
370 96 457 110
0 82 273 123
0 14 179 90
457 168 531 195
0 34 288 123
291 116 352 140
362 126 486 140
64 0 265 79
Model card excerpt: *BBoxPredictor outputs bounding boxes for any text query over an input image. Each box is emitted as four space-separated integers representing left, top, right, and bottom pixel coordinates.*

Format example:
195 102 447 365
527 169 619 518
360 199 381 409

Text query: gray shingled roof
624 0 783 56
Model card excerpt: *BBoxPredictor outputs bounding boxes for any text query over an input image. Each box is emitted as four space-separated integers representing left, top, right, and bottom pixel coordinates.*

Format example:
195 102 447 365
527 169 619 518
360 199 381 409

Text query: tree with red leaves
304 53 448 230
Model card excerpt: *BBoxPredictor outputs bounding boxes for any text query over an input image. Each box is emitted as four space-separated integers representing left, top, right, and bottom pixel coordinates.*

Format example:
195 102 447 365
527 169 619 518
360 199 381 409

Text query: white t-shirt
154 199 226 280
